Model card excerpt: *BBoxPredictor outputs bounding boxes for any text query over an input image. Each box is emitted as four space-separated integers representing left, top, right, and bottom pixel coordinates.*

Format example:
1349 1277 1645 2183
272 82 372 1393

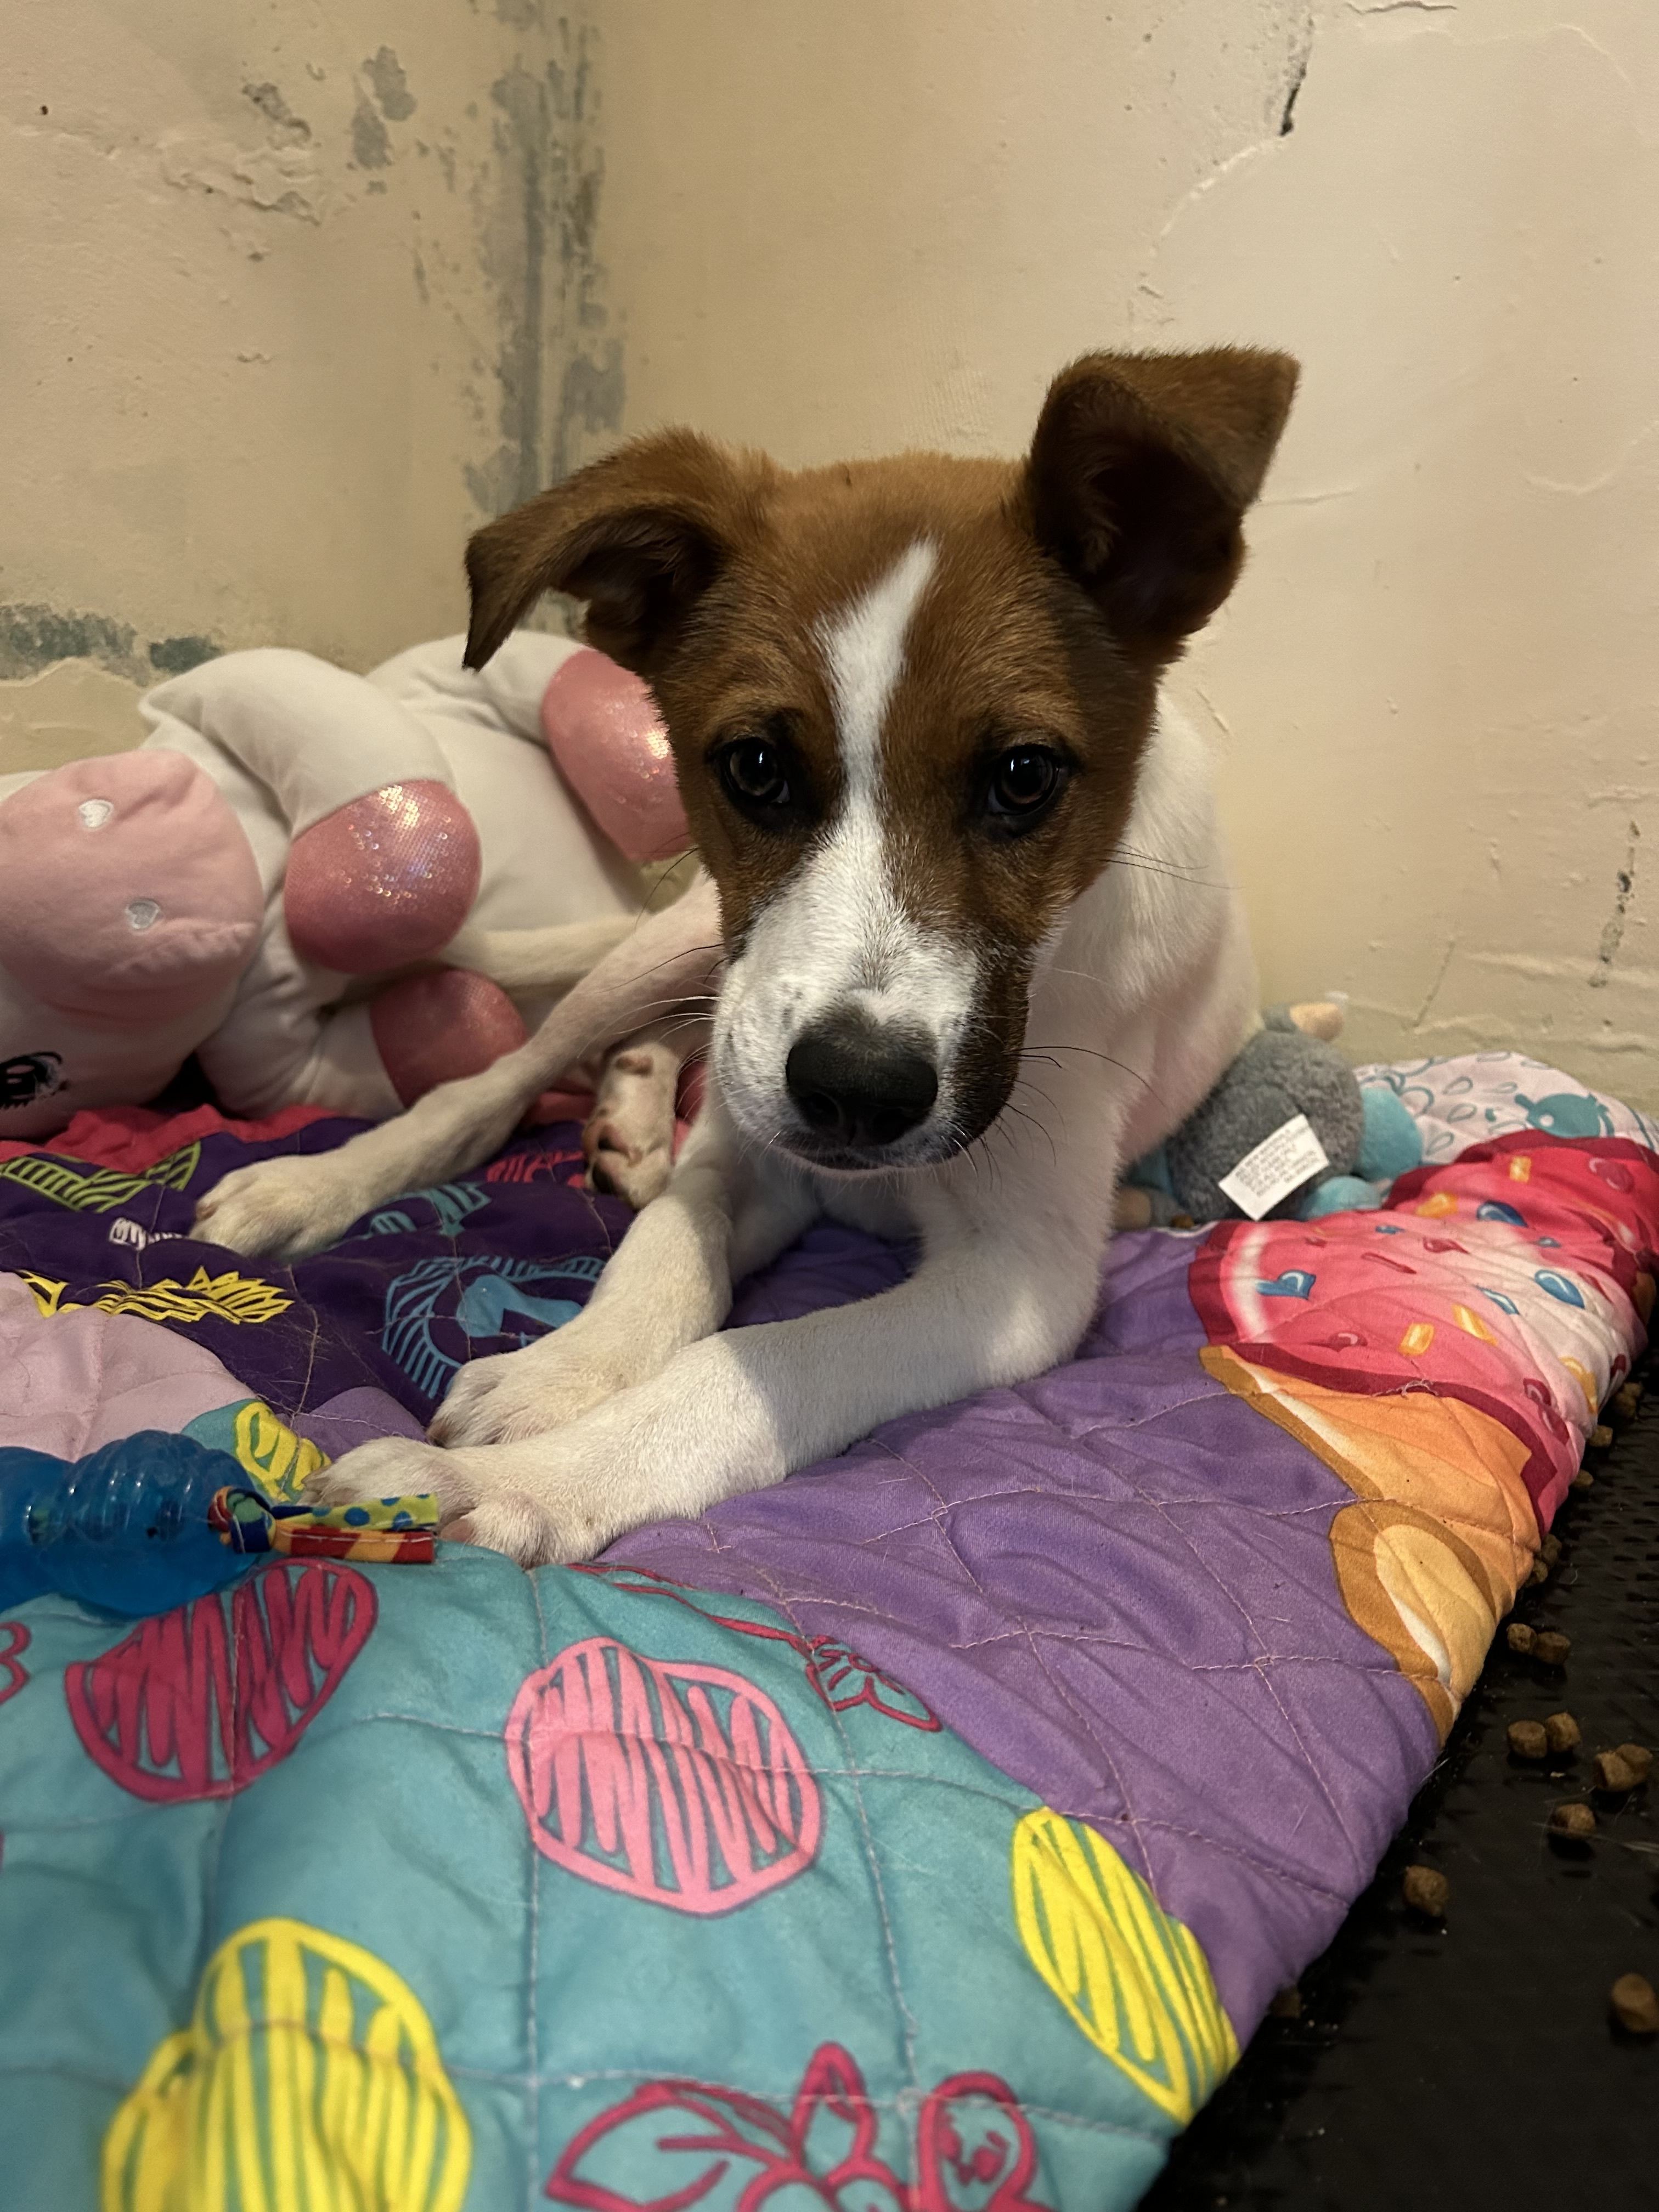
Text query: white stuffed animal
0 633 698 1197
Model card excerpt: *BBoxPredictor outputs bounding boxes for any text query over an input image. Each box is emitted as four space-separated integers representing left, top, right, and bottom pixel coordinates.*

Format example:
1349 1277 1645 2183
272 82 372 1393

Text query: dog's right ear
464 430 764 675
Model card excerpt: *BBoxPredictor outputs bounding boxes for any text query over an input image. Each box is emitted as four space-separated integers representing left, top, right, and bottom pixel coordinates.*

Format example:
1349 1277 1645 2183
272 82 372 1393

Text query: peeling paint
0 605 136 684
555 342 625 478
159 131 327 223
148 635 221 678
1589 822 1640 987
350 99 391 170
465 15 620 517
0 605 218 685
12 0 616 727
364 48 416 122
243 83 311 144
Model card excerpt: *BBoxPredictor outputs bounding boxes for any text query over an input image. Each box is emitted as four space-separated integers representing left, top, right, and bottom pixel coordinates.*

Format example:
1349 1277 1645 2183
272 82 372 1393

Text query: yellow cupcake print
1012 1809 1238 2124
103 1917 470 2212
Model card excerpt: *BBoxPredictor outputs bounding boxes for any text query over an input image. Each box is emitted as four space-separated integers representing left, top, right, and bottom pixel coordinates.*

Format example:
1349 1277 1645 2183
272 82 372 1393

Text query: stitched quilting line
696 1480 1356 2120
0 2057 1170 2149
526 1566 551 2212
640 1524 1420 1905
0 1770 1366 1898
691 1541 927 2115
664 1467 1532 1573
867 1435 1206 1898
685 1304 1553 1834
566 1566 1424 1911
1092 1459 1372 1871
822 1674 923 2109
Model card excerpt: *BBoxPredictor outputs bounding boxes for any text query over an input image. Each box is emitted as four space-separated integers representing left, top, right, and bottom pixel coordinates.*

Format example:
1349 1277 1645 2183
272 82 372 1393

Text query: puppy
195 347 1297 1565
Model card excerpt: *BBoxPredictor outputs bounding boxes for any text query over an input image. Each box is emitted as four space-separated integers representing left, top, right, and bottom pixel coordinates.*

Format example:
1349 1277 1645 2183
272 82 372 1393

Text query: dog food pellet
1402 1865 1449 1917
1594 1749 1641 1793
1610 1974 1659 2035
1591 1424 1613 1448
1541 1534 1562 1567
1533 1630 1572 1666
1613 1382 1643 1425
1506 1623 1536 1655
1544 1711 1582 1755
1572 1470 1595 1491
1548 1801 1596 1838
1509 1720 1550 1761
1527 1560 1549 1587
1615 1742 1654 1783
1267 1987 1302 2018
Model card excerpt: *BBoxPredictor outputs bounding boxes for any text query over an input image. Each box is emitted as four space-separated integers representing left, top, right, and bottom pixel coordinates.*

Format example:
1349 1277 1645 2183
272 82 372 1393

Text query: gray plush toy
1116 1001 1423 1229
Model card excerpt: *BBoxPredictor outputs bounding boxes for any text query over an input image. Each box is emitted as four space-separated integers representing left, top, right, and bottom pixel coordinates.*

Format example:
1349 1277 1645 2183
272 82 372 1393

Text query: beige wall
2 0 614 761
596 0 1659 1108
11 1 1654 1108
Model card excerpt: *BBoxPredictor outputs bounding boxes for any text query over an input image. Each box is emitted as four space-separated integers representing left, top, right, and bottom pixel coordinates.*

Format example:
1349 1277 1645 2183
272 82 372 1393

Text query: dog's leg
192 872 720 1259
418 1101 814 1449
583 1018 710 1209
309 1154 1112 1565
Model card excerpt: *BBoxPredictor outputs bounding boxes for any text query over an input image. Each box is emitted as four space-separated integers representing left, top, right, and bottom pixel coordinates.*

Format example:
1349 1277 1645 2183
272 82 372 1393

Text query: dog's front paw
454 1344 780 1562
327 1339 778 1570
428 1317 643 1446
310 1432 621 1565
303 1435 584 1564
306 1435 477 1518
193 1156 360 1260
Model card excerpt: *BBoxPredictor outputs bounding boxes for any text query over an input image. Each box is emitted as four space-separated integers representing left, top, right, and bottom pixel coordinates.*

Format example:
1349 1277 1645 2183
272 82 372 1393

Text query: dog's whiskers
1019 1039 1164 1108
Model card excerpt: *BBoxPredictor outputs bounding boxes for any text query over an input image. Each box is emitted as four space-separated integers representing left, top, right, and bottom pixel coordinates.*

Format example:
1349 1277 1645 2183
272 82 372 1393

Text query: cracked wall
2 0 615 766
596 0 1659 1108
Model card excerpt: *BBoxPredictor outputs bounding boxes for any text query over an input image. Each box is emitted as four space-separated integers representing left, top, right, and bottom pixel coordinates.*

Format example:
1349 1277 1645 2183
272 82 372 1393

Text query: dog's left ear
1025 347 1299 657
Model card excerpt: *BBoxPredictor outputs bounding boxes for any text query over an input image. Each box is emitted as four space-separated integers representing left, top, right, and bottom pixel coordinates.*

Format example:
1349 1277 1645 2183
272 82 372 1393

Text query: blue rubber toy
0 1431 256 1618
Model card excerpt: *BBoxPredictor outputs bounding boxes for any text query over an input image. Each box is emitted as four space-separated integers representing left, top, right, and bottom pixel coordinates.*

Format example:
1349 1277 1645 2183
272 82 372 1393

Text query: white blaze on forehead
714 533 979 1159
814 538 939 795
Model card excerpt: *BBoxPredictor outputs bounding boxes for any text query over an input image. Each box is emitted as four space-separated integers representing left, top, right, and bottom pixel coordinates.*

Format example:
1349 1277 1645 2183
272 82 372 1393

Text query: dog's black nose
785 1017 939 1150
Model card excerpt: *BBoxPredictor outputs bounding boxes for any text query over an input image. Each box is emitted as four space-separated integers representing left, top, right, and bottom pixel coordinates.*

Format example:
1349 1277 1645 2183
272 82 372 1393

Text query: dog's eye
984 747 1066 828
718 738 793 814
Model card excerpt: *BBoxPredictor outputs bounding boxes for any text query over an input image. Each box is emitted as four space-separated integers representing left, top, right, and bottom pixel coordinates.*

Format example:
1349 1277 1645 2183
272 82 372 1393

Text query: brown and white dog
194 347 1297 1563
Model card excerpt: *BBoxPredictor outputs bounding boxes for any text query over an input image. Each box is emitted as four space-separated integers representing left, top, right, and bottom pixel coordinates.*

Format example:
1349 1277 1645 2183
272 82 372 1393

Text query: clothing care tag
1217 1113 1330 1221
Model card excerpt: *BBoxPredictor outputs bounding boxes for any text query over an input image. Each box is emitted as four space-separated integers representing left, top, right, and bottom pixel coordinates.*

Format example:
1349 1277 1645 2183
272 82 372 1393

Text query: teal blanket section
0 1545 1207 2210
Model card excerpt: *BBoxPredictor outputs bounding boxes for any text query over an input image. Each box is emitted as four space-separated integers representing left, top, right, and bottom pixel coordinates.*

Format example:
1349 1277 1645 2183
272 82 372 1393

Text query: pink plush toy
0 634 693 1163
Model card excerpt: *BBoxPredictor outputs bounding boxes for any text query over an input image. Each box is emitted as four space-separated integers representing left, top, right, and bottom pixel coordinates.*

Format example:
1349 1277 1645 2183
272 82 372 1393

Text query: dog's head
466 348 1296 1175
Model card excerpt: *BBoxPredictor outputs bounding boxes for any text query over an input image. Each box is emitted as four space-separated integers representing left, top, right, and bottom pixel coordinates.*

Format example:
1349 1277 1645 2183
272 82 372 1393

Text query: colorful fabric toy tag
1217 1113 1331 1220
208 1484 438 1563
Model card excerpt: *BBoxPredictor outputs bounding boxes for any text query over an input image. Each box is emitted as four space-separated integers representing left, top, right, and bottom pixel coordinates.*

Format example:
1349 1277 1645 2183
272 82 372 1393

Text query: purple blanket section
618 1226 1438 2029
0 1114 1435 2030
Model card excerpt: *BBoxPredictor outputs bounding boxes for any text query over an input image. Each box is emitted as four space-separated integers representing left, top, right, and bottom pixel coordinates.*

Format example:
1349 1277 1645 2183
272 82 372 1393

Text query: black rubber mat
1144 1384 1659 2212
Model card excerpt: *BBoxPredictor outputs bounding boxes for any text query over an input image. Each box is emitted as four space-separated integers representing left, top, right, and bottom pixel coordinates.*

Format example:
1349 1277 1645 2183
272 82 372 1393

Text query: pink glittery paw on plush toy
0 632 702 1203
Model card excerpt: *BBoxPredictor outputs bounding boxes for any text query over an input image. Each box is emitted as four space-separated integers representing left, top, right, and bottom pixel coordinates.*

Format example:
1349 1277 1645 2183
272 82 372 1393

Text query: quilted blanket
1 1052 1655 2211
